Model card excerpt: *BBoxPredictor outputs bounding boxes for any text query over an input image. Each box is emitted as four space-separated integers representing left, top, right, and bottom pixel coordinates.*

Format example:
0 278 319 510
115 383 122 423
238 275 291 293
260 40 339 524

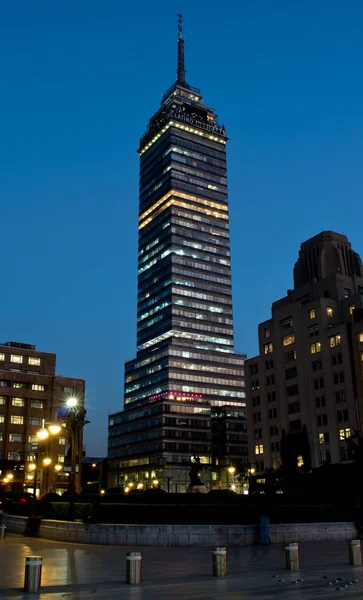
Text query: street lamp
42 458 52 466
228 466 236 475
54 464 63 472
152 479 159 487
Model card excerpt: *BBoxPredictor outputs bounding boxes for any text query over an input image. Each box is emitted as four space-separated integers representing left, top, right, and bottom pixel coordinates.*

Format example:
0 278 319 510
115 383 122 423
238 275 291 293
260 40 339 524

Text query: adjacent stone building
0 341 85 495
246 231 363 474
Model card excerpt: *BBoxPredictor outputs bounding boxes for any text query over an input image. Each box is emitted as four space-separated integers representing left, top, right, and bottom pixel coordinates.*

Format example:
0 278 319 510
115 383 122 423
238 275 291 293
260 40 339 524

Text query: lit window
310 342 322 354
0 353 4 361
339 428 351 440
29 357 41 366
309 309 316 320
57 454 65 463
264 343 273 354
0 397 6 405
10 355 23 364
59 436 66 445
327 307 333 317
0 432 3 441
283 335 295 347
10 415 24 425
297 455 304 467
359 333 363 343
329 335 341 348
255 444 264 455
32 384 45 391
0 415 4 423
361 352 363 362
8 452 21 461
28 435 38 443
13 382 25 389
9 433 22 443
319 433 324 444
31 400 43 409
11 398 24 407
264 328 270 338
349 304 355 315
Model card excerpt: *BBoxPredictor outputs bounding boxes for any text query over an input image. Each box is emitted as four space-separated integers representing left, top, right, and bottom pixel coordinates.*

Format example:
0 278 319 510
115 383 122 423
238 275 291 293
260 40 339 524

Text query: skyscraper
108 17 246 491
246 231 363 474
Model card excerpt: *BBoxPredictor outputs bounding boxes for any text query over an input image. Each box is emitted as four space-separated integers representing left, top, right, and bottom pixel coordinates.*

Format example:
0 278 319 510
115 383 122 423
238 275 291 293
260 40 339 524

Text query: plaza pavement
0 533 362 599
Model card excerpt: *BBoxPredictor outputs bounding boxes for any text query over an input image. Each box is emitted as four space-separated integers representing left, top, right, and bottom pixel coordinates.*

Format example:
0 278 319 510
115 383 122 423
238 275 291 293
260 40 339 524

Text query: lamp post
30 419 62 498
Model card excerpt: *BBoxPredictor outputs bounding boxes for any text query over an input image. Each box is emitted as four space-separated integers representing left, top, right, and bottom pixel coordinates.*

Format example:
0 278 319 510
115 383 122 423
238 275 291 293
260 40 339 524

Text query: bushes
50 502 92 521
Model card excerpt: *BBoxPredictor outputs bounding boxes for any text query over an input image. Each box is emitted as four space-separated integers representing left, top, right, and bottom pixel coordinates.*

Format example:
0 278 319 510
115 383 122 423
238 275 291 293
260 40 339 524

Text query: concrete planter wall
3 514 357 546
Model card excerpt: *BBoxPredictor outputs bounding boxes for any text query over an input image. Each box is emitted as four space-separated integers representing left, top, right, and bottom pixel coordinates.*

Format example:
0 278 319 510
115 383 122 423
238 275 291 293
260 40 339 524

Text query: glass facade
108 19 246 490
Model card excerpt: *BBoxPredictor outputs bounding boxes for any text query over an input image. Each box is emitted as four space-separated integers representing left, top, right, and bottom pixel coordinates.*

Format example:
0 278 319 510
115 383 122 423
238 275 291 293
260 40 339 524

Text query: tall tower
108 17 247 491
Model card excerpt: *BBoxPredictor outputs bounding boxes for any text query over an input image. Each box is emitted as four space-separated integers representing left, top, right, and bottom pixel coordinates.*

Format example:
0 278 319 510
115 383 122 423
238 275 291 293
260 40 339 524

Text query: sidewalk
0 534 362 599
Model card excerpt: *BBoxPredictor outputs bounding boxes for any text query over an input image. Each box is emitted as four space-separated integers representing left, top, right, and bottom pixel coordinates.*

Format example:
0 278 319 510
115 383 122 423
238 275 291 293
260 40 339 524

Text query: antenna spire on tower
177 13 186 85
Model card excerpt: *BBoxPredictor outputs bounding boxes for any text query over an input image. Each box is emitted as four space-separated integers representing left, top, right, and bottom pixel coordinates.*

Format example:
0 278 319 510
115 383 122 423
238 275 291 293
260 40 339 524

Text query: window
57 454 65 464
254 429 262 440
32 384 45 391
319 432 329 444
317 414 328 427
310 342 322 354
0 414 4 423
9 433 23 443
265 359 274 370
253 412 261 423
268 408 277 419
359 333 363 343
13 382 26 389
11 398 24 407
0 353 4 361
10 415 24 425
28 434 38 443
337 409 349 423
31 400 43 409
0 432 3 441
333 370 345 384
252 396 260 407
0 397 6 405
320 449 331 463
270 425 279 436
327 307 333 317
264 328 270 338
0 380 10 387
332 352 343 366
264 343 273 354
62 386 74 394
316 395 326 408
284 350 296 362
309 308 316 320
285 367 297 379
255 444 264 455
249 364 258 376
287 384 299 397
335 390 346 403
314 377 324 390
339 428 351 440
281 317 294 329
288 401 300 414
267 391 276 403
251 380 259 391
10 355 23 364
329 335 341 348
266 375 275 386
29 357 41 366
312 359 323 372
283 335 295 347
8 452 21 461
349 304 355 315
29 417 42 426
309 325 319 337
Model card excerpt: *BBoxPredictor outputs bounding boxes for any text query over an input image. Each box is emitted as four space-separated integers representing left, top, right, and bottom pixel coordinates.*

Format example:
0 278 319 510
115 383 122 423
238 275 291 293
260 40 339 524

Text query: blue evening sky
1 1 362 455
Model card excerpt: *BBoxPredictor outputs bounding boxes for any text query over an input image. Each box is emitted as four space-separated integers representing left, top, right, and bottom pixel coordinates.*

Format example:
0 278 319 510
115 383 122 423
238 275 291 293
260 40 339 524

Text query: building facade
0 341 85 496
246 231 363 474
108 17 246 492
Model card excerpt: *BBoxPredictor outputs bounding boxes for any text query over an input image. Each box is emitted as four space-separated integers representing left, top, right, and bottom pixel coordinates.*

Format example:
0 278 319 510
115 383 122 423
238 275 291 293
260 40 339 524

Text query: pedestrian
257 493 272 544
